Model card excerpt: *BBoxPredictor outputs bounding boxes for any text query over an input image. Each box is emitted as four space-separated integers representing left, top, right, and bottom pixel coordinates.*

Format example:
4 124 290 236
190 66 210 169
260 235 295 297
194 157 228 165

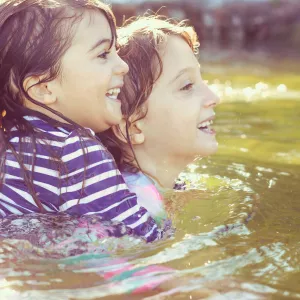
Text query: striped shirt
0 116 161 242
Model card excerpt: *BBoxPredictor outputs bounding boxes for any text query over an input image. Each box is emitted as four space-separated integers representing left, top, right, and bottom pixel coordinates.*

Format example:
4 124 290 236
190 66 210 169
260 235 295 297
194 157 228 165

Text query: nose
203 84 220 108
114 54 129 76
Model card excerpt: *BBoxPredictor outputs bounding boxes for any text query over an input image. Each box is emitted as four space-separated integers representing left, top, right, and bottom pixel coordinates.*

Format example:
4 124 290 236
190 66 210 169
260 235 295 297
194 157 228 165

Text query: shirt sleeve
58 130 161 242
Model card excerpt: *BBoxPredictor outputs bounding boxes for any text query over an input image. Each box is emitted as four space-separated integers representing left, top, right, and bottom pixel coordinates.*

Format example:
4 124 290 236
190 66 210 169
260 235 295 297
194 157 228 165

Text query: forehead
71 11 112 46
158 35 198 79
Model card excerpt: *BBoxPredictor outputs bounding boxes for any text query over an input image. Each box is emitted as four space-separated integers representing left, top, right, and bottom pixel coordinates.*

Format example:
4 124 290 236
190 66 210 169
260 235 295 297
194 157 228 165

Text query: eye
97 51 110 59
181 83 194 91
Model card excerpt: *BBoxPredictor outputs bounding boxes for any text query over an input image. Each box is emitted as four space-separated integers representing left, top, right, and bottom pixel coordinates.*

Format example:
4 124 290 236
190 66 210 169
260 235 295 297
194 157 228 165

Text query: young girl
0 0 163 242
100 16 220 220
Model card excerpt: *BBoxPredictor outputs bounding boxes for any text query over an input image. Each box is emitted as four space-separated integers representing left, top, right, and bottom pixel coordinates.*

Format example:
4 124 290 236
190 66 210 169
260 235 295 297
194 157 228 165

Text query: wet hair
99 15 199 172
0 0 117 210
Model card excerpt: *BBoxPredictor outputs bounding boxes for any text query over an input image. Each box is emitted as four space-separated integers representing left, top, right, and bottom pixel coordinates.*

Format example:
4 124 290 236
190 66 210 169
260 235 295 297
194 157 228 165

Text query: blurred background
109 0 300 61
1 1 300 299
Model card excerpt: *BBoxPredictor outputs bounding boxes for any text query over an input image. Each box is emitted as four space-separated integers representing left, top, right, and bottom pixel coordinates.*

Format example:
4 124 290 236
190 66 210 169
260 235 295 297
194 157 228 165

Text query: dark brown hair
99 15 199 172
0 0 117 210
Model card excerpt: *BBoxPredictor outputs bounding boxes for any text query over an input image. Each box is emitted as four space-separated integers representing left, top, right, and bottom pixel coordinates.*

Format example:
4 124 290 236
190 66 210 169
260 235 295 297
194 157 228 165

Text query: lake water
0 58 299 299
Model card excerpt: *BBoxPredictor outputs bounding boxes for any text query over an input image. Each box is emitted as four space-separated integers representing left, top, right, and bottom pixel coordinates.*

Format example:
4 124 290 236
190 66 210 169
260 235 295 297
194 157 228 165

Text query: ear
23 76 57 105
112 117 145 145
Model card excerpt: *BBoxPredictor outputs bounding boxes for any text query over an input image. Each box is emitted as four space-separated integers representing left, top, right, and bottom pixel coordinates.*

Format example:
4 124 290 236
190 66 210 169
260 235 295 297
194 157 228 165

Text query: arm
59 131 162 242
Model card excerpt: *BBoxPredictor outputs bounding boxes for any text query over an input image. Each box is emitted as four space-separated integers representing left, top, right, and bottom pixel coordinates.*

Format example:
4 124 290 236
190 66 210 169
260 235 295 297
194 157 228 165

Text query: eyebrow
169 67 195 85
88 38 111 53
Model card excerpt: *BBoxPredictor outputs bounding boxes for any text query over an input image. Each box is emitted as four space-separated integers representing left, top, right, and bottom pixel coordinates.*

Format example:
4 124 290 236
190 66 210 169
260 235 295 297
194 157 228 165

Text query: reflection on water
1 62 300 299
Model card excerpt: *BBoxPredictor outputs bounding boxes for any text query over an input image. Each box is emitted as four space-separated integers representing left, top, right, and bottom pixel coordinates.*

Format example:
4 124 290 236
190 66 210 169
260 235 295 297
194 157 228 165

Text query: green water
0 60 299 299
172 61 300 298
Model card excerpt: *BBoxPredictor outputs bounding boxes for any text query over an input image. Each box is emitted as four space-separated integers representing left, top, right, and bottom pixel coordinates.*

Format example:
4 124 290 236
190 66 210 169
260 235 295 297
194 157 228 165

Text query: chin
92 117 121 134
196 143 219 157
111 114 123 126
105 110 123 126
105 102 122 122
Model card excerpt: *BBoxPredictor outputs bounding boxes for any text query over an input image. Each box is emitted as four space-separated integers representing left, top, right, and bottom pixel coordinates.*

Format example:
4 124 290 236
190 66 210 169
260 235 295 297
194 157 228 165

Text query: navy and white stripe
0 116 161 242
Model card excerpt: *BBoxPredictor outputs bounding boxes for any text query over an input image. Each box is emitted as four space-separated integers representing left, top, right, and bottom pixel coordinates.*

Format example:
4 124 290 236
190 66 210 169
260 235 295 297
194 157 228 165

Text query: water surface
0 59 299 299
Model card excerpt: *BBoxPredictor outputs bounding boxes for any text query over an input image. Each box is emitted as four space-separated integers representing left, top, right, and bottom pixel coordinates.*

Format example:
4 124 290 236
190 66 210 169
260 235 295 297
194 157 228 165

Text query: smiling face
141 35 220 161
47 11 129 132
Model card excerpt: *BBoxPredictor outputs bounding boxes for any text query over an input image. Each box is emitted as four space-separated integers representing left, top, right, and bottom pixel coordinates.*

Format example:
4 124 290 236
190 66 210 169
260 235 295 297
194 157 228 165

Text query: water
0 59 299 299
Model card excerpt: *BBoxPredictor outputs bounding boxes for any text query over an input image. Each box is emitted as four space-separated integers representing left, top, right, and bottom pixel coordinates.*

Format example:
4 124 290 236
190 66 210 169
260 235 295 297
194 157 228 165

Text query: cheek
149 102 170 127
143 109 167 142
145 92 199 140
171 101 198 132
59 66 89 97
148 110 185 145
92 65 112 95
62 56 111 91
66 71 111 100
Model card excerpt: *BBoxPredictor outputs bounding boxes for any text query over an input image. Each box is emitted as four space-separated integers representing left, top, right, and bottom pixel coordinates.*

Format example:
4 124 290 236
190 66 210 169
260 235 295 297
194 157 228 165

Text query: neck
24 101 70 125
132 148 192 189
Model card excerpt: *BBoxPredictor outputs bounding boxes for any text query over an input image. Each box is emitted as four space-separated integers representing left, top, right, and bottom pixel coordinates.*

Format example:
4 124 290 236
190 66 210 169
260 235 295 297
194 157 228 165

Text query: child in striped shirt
0 0 163 242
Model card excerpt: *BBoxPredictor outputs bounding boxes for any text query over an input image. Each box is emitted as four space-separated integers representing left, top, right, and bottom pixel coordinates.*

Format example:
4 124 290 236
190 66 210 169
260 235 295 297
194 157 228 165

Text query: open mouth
197 119 215 135
106 88 121 101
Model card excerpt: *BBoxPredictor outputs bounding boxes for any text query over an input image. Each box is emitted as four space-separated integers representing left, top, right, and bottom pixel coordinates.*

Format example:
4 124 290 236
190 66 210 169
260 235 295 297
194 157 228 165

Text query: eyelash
181 83 194 91
97 51 110 59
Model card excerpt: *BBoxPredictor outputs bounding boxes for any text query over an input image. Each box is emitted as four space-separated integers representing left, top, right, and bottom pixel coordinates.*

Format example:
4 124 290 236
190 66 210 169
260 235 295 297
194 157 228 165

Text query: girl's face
141 36 220 161
48 11 129 132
